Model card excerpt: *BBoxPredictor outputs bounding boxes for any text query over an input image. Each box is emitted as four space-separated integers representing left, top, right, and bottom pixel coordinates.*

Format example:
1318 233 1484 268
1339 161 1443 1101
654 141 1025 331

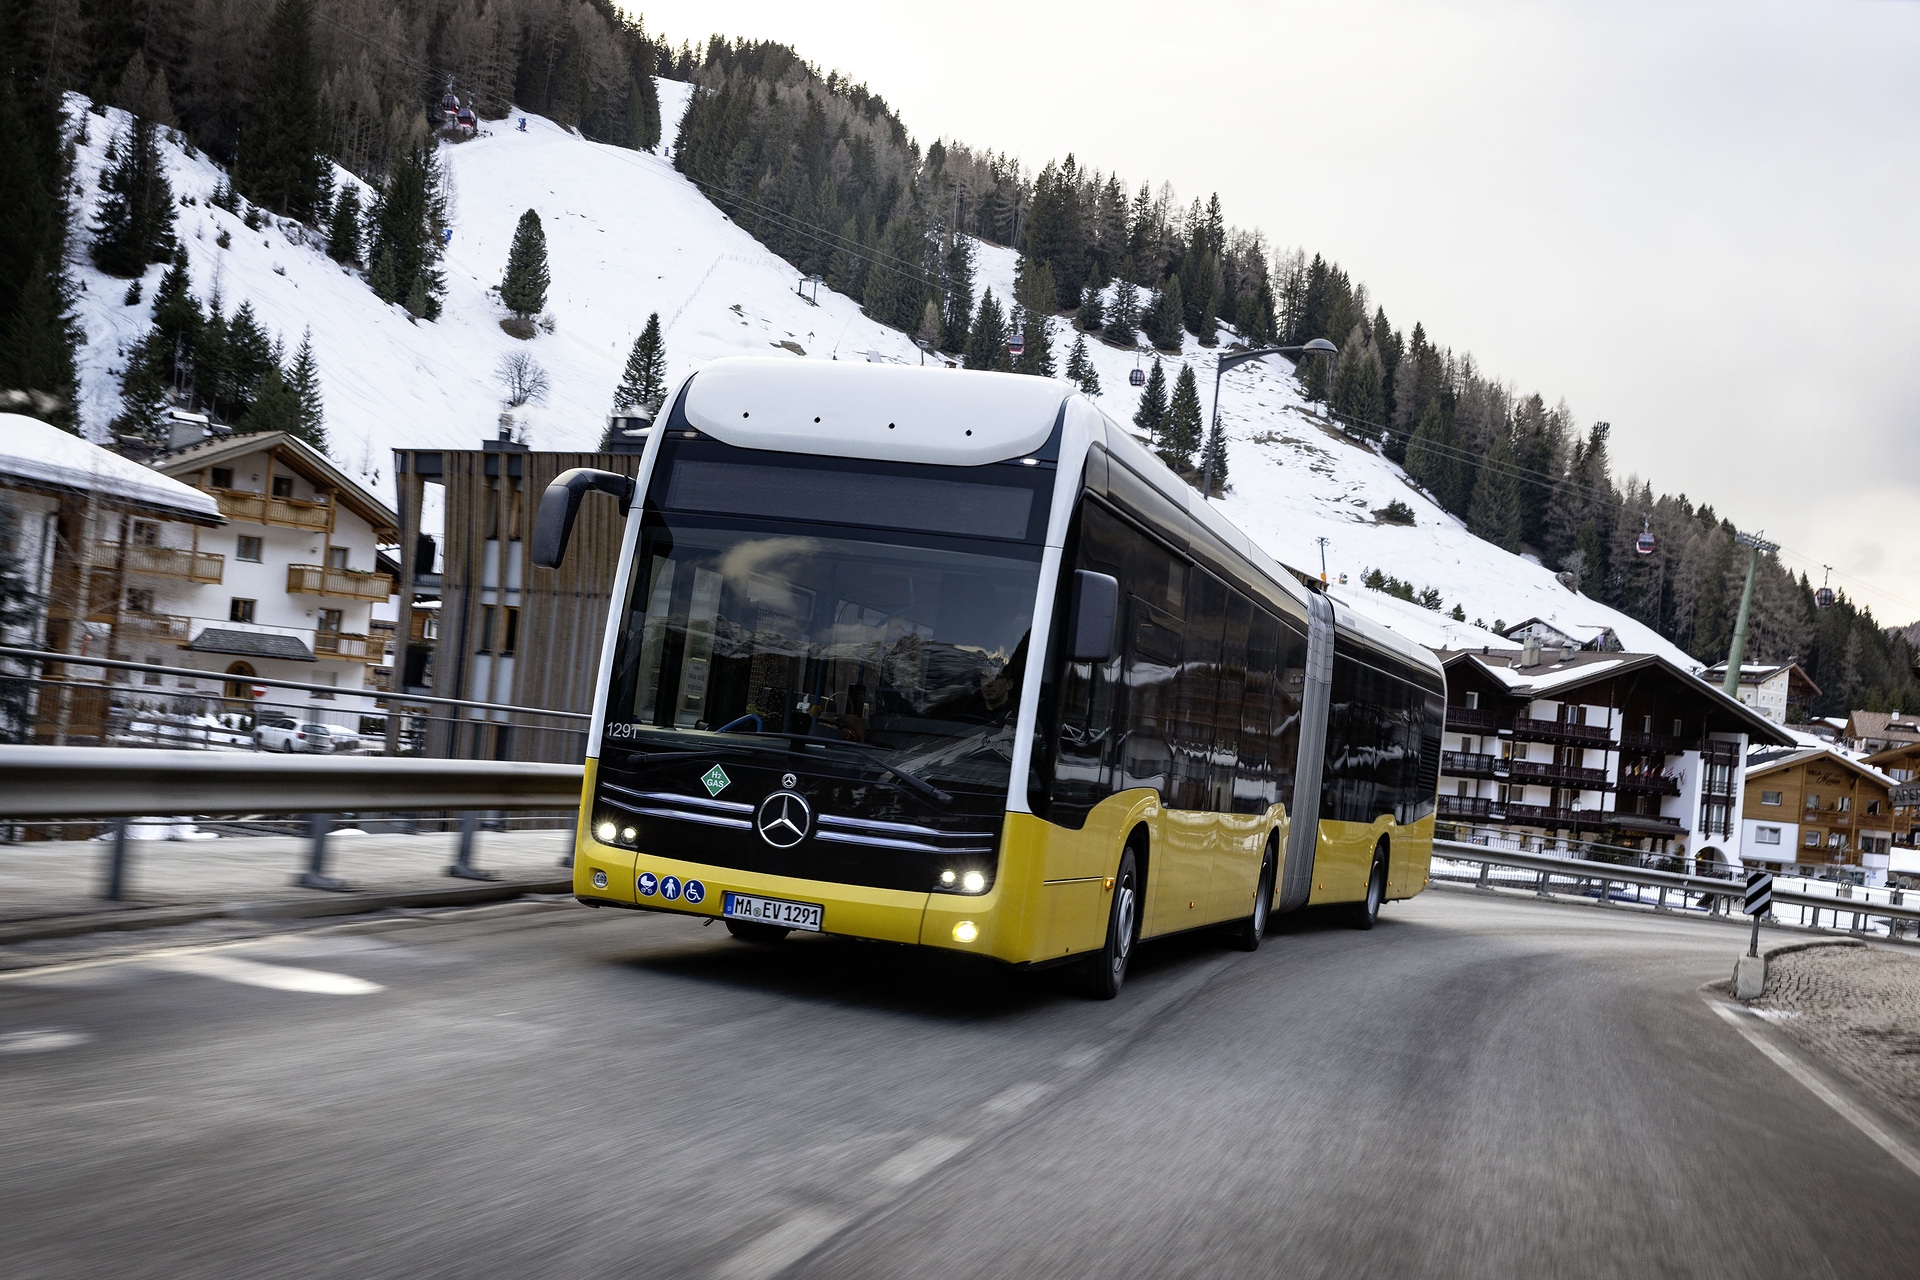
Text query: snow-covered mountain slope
61 82 1693 667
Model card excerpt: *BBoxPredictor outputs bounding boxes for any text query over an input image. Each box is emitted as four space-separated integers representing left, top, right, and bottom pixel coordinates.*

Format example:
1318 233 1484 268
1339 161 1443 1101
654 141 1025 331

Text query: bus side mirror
1069 570 1119 663
532 468 636 569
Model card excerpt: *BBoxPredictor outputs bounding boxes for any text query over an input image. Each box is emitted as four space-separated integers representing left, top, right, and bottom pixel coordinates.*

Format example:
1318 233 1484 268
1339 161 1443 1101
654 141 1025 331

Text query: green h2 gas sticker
701 765 731 797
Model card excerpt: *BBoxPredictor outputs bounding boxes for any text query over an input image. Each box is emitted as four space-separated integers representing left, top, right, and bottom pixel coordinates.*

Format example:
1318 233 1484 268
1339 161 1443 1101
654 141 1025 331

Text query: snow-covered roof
1745 745 1897 789
0 414 222 524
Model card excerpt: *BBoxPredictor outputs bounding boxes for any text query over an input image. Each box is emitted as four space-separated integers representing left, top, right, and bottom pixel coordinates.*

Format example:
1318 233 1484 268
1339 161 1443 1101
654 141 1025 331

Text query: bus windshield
607 521 1044 793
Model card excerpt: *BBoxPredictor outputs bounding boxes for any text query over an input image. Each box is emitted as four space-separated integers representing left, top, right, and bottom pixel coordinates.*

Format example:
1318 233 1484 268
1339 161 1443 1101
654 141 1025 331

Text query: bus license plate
723 892 823 932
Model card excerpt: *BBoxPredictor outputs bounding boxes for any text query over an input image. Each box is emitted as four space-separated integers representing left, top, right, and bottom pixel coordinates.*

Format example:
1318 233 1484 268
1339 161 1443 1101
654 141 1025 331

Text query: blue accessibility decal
637 872 658 897
683 879 706 905
660 875 682 901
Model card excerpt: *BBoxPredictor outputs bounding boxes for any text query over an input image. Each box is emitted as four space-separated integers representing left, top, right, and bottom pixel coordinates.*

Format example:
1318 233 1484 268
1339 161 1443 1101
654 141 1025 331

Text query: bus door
1120 597 1190 936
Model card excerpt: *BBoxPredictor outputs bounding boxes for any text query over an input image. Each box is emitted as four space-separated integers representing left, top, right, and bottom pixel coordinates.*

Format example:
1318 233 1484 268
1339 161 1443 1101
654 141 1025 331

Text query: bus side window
1214 590 1251 813
1236 607 1280 815
1274 615 1307 802
1171 569 1227 810
1121 603 1181 798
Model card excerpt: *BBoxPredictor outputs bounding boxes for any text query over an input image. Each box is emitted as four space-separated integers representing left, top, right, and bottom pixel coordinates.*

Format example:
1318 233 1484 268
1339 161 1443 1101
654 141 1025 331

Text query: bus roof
683 357 1069 467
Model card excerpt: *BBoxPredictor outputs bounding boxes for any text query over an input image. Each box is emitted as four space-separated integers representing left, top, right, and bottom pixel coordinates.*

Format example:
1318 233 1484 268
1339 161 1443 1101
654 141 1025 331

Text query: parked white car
254 719 348 753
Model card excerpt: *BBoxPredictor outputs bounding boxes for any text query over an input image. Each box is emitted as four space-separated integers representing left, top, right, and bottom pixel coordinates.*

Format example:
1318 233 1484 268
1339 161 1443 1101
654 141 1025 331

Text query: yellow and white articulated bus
536 357 1446 997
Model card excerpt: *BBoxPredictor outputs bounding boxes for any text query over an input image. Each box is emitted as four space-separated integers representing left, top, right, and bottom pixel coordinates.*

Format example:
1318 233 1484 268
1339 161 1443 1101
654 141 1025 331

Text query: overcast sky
630 1 1920 623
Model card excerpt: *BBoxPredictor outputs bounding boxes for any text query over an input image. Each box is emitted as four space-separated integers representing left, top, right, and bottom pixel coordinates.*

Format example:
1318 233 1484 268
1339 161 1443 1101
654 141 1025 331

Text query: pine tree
326 187 362 264
863 215 927 331
238 361 300 435
1105 262 1140 346
1013 308 1054 378
613 313 668 412
1162 364 1204 473
940 234 975 352
110 330 169 449
238 0 327 220
286 329 326 452
500 208 550 325
91 117 175 278
1467 430 1522 551
1065 334 1101 396
223 302 275 420
367 148 446 320
1201 406 1229 491
963 289 1008 371
1146 276 1184 352
1075 266 1104 332
1132 357 1168 443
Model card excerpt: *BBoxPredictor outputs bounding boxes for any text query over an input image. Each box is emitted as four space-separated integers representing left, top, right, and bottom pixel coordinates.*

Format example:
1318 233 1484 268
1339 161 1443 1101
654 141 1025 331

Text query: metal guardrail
1431 838 1920 933
0 746 585 819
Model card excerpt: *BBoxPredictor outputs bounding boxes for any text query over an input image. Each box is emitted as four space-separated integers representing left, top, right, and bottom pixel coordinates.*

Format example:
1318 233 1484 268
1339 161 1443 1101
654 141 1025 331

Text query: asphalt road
3 889 1917 1279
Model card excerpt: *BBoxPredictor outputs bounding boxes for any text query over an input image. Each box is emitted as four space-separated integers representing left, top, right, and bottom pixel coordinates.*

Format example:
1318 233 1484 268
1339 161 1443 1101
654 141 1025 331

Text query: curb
0 877 575 945
1765 937 1868 960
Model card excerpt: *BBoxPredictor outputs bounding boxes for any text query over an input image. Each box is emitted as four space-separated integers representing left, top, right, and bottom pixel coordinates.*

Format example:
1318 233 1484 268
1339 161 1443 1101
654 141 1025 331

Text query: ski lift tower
1721 529 1779 700
1203 338 1338 499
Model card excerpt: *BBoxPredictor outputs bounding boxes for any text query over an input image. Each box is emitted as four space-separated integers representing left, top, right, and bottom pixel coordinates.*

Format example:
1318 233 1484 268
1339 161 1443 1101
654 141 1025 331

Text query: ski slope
61 83 1693 667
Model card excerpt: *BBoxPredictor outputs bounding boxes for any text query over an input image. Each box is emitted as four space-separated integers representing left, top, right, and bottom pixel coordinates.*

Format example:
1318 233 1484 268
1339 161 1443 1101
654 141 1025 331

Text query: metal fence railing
0 645 588 759
0 745 585 898
1431 838 1920 941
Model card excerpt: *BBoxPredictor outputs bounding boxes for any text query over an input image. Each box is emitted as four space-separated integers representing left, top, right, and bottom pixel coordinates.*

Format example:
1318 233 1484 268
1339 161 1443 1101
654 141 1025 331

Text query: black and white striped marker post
1744 870 1774 957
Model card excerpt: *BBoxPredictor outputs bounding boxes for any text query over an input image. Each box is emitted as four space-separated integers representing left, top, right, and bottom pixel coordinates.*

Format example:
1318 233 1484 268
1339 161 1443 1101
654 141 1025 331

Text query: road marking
0 1027 91 1054
144 953 382 995
871 1135 970 1188
713 1209 851 1280
1704 997 1920 1180
982 1081 1050 1116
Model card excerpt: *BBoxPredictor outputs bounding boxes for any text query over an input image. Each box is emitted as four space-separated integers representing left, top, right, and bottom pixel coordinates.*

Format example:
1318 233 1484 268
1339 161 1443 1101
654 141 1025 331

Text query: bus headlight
939 869 956 887
952 921 978 943
596 821 617 842
622 827 637 843
961 870 986 894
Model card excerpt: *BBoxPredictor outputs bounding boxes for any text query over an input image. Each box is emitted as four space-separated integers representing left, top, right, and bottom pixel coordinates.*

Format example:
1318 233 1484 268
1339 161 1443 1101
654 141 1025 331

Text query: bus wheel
1349 842 1388 931
725 920 789 944
1082 847 1138 1000
1228 837 1277 951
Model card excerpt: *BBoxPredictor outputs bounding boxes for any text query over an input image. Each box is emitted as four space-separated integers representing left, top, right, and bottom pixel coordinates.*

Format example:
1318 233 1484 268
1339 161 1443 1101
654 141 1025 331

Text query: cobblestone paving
1754 945 1920 1128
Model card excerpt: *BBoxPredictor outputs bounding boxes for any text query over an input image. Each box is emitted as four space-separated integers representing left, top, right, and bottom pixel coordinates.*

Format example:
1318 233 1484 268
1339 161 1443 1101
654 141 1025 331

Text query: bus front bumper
573 838 1018 960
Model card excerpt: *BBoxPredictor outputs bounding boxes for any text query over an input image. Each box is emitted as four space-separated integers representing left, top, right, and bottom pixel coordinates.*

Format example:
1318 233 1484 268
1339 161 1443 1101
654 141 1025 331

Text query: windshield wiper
776 734 954 807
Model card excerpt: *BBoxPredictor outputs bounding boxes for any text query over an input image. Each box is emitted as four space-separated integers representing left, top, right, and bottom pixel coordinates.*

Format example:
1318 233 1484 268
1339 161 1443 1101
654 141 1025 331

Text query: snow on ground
61 81 1690 666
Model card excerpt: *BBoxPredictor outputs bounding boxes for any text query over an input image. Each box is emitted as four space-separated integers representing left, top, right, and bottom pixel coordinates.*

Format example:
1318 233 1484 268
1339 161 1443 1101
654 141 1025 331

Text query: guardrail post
1656 885 1668 911
296 813 353 892
447 812 500 882
1477 862 1490 889
103 817 130 901
1536 871 1550 898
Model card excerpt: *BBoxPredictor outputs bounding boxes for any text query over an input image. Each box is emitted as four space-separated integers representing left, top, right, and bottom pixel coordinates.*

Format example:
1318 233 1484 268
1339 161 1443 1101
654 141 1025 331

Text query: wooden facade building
390 441 642 762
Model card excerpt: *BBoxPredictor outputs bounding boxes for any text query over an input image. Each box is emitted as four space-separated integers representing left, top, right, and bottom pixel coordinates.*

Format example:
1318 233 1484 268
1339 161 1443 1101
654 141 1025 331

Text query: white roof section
0 414 222 523
683 357 1068 466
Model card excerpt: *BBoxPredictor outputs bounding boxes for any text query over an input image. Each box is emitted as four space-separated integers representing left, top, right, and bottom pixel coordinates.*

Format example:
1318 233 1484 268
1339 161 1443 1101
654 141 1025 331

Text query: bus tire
725 919 789 944
1228 836 1277 951
1349 841 1388 931
1081 846 1139 1000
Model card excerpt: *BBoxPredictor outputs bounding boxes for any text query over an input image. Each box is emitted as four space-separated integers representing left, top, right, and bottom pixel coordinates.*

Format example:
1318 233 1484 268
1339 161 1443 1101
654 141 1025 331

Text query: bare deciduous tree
496 351 549 407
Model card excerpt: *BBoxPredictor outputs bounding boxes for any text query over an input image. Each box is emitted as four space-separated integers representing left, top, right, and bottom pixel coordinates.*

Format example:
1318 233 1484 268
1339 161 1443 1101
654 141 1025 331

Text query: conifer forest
0 4 1913 716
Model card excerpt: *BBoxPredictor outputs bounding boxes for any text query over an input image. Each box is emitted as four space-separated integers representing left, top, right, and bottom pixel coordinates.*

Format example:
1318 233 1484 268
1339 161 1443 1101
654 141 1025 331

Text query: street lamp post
1722 530 1779 700
1203 338 1338 500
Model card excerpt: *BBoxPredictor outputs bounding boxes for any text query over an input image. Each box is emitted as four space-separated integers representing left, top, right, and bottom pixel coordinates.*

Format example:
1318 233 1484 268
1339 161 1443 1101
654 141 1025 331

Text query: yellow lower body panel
1304 813 1435 906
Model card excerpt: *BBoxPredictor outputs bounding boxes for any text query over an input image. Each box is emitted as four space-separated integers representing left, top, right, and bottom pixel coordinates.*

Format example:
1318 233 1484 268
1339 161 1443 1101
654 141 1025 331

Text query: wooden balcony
96 542 224 583
1441 751 1500 779
1621 731 1687 756
1617 770 1682 796
1508 760 1609 789
210 487 331 532
1437 795 1493 820
314 630 384 663
1510 717 1613 747
1445 706 1503 732
287 564 393 602
113 612 193 643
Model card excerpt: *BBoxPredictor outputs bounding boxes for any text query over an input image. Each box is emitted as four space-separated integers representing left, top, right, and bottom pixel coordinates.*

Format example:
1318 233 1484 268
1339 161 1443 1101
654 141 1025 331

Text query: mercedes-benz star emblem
755 791 811 848
781 772 798 789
